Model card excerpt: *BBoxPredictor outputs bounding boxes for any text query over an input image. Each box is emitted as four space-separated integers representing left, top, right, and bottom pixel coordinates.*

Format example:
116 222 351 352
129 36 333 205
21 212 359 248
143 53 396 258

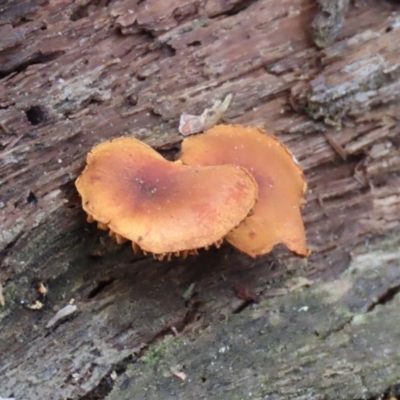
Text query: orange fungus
75 136 258 260
179 124 309 257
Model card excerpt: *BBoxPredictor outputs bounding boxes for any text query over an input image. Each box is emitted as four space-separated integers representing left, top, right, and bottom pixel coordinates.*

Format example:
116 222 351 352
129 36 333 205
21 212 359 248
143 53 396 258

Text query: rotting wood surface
0 0 400 399
106 236 400 400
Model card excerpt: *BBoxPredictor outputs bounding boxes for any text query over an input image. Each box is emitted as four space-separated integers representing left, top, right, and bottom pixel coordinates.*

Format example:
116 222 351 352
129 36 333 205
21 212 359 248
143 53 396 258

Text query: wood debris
27 300 44 310
171 326 179 336
182 283 195 300
0 283 4 307
46 304 77 328
110 371 117 380
37 283 48 295
179 94 232 136
172 370 187 381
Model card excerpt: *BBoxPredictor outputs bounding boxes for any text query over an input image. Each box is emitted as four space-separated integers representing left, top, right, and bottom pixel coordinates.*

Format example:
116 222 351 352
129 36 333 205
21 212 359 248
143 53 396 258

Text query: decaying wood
0 0 400 399
107 236 400 400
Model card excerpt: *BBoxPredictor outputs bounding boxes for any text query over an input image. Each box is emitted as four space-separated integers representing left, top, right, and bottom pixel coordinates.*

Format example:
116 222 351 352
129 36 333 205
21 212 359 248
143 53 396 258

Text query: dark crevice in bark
231 300 254 314
87 278 117 299
25 105 46 125
315 316 354 340
80 300 203 399
26 191 38 204
232 285 260 314
210 0 260 18
0 232 22 260
225 0 260 16
149 40 176 57
0 50 65 79
314 284 400 340
70 0 112 22
367 284 400 312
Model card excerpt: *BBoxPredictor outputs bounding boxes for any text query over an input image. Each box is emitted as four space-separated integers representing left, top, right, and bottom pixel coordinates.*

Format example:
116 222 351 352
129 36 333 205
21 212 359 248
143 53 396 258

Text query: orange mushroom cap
180 125 309 257
75 136 258 259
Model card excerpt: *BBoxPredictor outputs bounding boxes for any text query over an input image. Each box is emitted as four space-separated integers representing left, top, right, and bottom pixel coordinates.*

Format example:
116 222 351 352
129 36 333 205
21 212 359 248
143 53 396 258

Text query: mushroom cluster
75 136 258 260
75 125 309 260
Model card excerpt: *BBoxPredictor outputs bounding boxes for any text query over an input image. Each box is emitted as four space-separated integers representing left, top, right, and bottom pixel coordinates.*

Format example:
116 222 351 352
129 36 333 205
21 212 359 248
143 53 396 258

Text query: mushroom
179 125 309 257
75 136 258 260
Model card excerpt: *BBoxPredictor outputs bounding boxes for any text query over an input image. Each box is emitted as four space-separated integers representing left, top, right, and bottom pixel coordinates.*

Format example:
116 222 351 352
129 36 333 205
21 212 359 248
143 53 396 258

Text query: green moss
141 336 187 367
352 313 368 325
142 341 169 366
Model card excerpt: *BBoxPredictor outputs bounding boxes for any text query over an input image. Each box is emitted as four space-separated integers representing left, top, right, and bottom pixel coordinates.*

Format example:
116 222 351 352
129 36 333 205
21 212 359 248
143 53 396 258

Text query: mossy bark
107 237 400 400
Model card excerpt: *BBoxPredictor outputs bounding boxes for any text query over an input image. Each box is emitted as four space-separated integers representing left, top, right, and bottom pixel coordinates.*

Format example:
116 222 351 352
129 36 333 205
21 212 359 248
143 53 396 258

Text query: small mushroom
75 137 258 260
180 124 309 257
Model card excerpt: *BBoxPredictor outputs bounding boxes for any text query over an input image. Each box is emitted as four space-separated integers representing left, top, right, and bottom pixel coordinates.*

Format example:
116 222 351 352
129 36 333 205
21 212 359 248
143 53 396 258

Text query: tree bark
1 0 400 399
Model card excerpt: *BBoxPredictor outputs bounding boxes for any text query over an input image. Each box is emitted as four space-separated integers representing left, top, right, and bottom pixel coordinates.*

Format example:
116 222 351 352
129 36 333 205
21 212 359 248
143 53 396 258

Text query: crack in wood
366 284 400 313
70 0 113 22
87 278 117 299
210 0 260 18
0 50 65 79
79 299 203 399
